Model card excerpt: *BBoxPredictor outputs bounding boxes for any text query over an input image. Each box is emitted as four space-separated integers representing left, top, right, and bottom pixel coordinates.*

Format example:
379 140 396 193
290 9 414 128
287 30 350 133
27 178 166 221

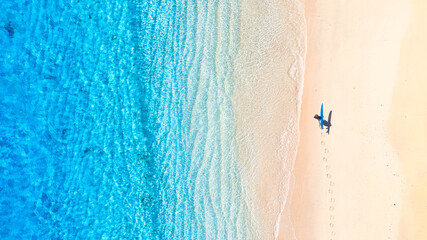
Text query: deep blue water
1 0 248 239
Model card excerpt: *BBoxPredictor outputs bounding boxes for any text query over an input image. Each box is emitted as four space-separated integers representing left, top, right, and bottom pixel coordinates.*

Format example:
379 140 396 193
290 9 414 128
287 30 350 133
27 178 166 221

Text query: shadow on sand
323 111 333 134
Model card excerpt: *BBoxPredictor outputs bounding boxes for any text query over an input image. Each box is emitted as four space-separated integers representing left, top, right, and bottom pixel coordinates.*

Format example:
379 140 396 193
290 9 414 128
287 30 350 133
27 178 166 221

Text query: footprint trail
321 132 335 239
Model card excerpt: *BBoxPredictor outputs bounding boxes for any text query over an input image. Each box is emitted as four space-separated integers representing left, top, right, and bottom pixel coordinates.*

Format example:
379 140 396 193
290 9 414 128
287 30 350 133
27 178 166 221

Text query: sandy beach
278 0 427 239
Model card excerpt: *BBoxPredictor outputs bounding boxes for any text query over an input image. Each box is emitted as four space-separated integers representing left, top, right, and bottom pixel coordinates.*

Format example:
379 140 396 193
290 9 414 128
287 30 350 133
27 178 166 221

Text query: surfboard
320 103 324 129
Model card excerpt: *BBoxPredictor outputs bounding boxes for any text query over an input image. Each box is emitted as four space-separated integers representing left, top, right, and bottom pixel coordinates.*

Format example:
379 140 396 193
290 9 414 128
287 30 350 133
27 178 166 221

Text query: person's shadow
323 111 333 134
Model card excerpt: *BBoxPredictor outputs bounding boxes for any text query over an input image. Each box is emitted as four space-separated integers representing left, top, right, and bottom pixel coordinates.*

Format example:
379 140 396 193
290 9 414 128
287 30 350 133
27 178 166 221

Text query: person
314 114 323 128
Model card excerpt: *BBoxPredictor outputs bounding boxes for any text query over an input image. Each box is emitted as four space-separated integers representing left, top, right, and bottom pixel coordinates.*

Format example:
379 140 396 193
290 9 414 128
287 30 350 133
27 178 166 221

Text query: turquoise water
1 0 248 239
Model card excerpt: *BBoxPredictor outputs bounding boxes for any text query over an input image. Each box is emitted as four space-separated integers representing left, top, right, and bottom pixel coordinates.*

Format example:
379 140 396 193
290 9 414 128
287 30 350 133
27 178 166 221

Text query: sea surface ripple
0 0 250 239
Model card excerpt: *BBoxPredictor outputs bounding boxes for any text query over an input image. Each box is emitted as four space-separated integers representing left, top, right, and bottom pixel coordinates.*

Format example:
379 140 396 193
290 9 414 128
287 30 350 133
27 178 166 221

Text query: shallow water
0 0 249 239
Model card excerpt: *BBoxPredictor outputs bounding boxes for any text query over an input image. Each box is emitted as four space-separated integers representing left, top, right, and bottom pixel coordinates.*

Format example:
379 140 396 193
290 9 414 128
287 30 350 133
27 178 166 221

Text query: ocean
0 0 305 239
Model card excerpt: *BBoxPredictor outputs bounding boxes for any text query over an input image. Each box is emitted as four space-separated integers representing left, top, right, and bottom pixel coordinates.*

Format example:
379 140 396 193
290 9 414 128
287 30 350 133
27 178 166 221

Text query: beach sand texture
278 0 427 239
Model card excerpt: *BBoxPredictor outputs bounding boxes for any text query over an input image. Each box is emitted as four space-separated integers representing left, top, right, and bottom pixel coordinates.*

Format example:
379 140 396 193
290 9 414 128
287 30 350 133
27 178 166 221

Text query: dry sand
277 0 427 239
389 0 427 238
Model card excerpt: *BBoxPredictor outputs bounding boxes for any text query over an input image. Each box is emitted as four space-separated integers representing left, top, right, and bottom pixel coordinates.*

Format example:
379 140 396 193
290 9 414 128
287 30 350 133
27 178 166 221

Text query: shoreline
232 0 306 238
279 0 414 239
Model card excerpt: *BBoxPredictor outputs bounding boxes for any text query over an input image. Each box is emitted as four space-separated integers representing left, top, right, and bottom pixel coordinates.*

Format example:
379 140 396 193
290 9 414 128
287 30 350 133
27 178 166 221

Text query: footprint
321 141 335 236
321 132 326 137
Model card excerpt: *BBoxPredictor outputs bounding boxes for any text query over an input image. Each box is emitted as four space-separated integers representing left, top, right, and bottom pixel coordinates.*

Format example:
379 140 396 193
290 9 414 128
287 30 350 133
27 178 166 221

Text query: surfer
314 114 323 128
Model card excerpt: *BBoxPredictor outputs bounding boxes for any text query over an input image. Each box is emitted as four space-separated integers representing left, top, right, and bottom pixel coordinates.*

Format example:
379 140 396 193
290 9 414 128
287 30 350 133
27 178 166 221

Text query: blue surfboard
320 103 324 129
